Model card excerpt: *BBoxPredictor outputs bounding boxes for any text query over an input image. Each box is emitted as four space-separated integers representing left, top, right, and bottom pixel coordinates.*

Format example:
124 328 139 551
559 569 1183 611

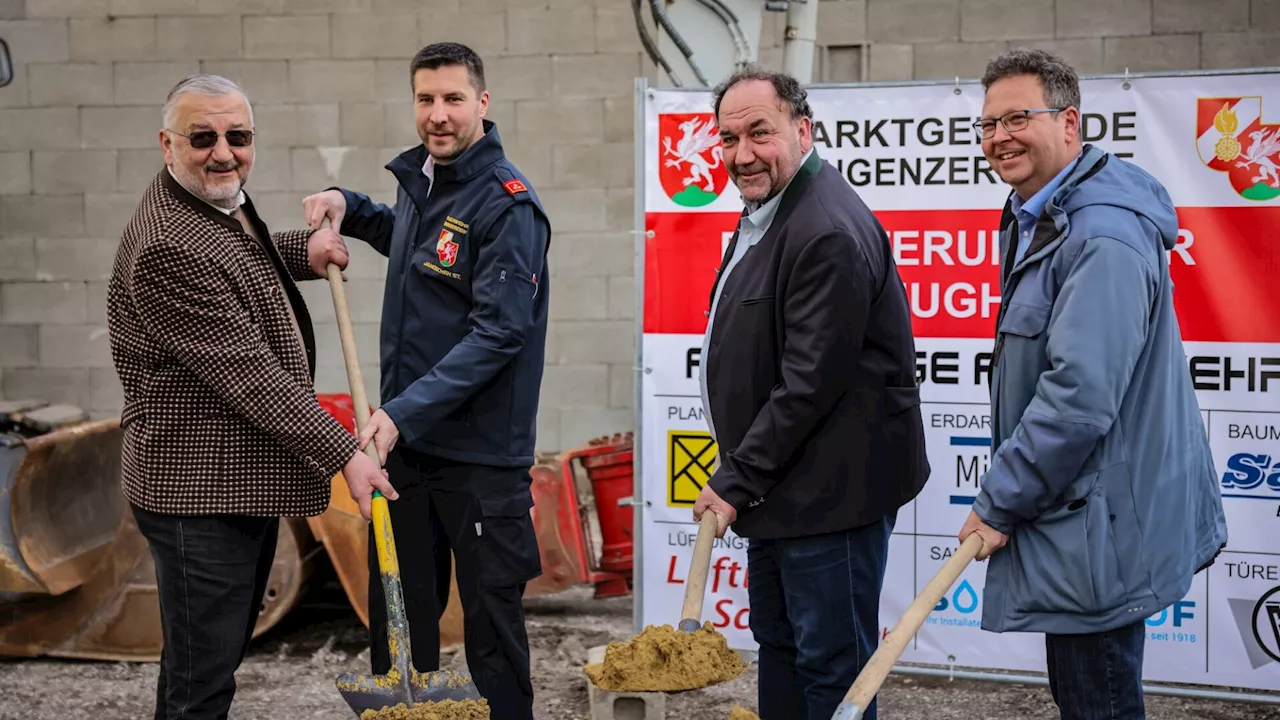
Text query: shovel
678 510 720 633
829 531 987 720
321 244 482 715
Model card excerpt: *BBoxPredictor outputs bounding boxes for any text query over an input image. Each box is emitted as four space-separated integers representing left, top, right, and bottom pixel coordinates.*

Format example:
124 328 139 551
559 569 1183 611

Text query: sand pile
728 707 760 720
583 622 748 692
358 699 489 720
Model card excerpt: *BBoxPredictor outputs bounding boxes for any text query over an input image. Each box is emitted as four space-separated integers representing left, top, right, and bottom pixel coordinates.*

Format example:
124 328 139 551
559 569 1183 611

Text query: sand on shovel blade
358 699 490 720
583 622 748 692
729 707 761 720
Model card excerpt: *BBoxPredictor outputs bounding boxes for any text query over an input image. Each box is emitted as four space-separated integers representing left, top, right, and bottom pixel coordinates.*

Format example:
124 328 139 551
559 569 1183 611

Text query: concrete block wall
0 0 1276 452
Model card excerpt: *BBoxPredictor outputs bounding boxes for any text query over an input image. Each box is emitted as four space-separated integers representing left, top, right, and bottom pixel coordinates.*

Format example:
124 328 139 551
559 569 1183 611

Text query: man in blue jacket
959 48 1227 720
301 42 550 720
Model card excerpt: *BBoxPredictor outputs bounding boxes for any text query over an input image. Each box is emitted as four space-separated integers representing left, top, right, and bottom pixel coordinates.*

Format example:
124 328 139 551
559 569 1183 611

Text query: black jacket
704 150 929 539
333 120 551 468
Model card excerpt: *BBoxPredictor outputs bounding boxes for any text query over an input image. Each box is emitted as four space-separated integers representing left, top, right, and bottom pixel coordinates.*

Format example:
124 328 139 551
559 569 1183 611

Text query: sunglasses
167 129 254 149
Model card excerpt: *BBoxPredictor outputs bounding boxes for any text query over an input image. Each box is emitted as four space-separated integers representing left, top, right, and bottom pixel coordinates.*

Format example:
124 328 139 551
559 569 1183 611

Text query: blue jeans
1046 620 1147 720
747 513 895 720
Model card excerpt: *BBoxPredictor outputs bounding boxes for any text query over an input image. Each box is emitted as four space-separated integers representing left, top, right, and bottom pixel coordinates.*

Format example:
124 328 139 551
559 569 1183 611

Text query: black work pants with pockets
131 503 279 720
367 446 542 720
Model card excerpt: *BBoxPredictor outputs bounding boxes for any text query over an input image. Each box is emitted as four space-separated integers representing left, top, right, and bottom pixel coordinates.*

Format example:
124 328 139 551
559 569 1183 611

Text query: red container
580 441 635 577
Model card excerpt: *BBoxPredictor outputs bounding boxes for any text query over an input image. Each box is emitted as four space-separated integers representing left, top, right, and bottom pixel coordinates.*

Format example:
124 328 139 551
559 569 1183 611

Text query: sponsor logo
1197 97 1280 201
1228 585 1280 668
659 113 729 207
1220 452 1280 499
437 228 459 267
667 429 716 506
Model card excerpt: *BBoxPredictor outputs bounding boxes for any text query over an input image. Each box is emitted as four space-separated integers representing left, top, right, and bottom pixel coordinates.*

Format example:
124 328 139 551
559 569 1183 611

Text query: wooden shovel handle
680 511 720 626
322 219 378 463
841 531 986 708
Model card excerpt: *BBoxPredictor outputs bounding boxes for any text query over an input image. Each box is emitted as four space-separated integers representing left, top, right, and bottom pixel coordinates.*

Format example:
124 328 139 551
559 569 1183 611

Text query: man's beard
172 159 247 209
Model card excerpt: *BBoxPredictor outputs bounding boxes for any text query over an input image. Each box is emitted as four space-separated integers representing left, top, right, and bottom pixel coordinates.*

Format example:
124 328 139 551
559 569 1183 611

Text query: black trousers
368 447 542 720
131 504 279 720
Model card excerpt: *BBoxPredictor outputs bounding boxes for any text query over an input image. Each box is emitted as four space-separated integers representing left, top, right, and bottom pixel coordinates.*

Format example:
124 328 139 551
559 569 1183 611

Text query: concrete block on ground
585 645 667 720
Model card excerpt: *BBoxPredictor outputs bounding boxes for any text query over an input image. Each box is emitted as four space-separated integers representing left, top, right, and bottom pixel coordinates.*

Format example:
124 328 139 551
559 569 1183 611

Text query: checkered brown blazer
107 169 358 517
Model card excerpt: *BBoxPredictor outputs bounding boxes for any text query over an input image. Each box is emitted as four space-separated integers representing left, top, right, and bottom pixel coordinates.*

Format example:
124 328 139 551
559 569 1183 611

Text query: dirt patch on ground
0 580 1276 720
360 699 489 719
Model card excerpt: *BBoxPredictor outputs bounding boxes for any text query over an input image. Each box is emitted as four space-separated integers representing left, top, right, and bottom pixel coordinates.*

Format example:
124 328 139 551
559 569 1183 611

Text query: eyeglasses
972 109 1064 139
166 128 254 149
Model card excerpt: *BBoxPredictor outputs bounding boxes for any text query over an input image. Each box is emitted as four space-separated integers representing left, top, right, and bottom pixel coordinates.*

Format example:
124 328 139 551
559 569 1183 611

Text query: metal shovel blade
336 667 483 716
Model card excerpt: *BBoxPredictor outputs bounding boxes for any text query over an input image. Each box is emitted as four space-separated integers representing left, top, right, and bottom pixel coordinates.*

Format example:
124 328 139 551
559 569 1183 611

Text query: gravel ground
0 580 1276 720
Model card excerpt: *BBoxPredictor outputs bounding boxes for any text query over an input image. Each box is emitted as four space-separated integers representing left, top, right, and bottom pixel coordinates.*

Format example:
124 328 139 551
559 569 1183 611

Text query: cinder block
114 62 200 105
601 142 633 190
603 98 633 144
109 0 199 15
816 0 867 47
0 0 25 18
0 239 37 281
28 63 114 107
198 61 289 106
0 326 38 368
0 109 80 151
196 0 285 13
86 282 108 324
550 143 604 191
289 147 392 193
282 0 369 13
1003 38 1104 74
539 364 609 407
0 57 28 109
85 192 143 238
508 9 594 56
312 321 380 369
517 99 604 145
960 0 1052 41
331 14 420 59
420 10 507 57
89 367 124 414
595 6 644 54
0 20 71 63
868 0 960 43
33 150 117 195
552 54 640 100
3 368 91 407
550 320 634 365
535 407 561 454
375 59 411 103
82 106 160 150
608 362 634 408
374 0 453 11
36 238 120 281
1103 34 1200 73
70 17 156 62
252 103 341 147
550 232 634 278
26 0 110 17
340 103 384 147
243 15 329 60
1 281 88 325
605 188 631 230
607 276 634 320
549 277 608 321
868 43 913 81
504 142 551 189
538 189 608 233
157 16 242 60
0 195 85 239
484 56 552 102
1255 0 1280 32
39 324 114 368
0 152 31 195
1154 0 1248 33
380 101 418 147
914 41 1007 80
1056 0 1150 39
289 60 378 103
1201 31 1280 69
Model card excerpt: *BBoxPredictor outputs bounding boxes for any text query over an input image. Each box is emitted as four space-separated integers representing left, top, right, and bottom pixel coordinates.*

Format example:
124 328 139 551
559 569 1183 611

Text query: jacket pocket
476 485 542 588
1008 474 1127 616
740 294 774 306
999 301 1051 338
884 385 921 416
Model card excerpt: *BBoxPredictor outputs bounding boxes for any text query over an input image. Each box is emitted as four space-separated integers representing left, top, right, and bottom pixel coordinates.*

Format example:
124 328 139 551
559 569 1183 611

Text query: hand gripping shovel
678 511 720 633
829 532 987 720
322 246 482 715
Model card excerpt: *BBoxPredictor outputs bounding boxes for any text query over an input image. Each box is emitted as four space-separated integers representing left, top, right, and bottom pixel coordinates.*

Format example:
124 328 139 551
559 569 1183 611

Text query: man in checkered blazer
106 74 399 720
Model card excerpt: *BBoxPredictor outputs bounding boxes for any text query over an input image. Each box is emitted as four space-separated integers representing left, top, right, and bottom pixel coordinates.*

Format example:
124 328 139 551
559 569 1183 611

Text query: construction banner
634 70 1280 694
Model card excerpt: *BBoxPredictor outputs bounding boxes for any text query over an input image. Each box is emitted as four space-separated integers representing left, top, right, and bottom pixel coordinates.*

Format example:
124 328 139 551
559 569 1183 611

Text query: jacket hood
1053 144 1181 251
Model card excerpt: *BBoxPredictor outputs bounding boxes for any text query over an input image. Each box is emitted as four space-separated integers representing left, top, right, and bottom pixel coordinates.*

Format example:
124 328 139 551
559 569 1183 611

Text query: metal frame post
632 75 650 638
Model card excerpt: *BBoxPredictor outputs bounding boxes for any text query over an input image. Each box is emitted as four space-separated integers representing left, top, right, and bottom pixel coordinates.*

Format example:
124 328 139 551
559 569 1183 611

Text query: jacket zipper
395 204 419 392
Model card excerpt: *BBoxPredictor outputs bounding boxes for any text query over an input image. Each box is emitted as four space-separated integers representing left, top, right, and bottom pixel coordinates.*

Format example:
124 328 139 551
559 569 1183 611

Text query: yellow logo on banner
668 430 717 506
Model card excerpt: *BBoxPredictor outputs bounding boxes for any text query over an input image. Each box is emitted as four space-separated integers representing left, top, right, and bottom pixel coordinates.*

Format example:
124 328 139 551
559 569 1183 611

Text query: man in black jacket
300 43 549 720
692 66 929 720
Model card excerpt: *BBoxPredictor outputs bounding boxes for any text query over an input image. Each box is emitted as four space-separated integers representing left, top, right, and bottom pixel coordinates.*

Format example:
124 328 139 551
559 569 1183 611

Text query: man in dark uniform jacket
301 43 550 720
692 66 930 720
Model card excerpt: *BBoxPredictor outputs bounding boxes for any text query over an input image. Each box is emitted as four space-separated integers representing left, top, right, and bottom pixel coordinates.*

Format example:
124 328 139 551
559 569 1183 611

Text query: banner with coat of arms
633 70 1280 695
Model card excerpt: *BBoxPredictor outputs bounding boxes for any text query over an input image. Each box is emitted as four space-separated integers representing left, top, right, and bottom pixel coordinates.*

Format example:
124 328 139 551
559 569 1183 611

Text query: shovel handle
679 511 719 630
324 227 378 464
832 531 986 718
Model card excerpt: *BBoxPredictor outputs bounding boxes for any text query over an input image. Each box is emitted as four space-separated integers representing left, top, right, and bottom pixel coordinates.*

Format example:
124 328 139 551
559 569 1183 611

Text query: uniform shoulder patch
503 178 528 195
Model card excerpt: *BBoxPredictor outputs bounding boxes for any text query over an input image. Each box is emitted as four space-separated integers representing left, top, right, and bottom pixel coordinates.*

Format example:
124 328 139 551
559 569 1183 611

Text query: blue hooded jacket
971 144 1228 636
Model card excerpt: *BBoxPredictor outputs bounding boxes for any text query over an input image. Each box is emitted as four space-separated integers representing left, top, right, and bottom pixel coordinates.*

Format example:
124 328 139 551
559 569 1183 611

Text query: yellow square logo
667 429 717 507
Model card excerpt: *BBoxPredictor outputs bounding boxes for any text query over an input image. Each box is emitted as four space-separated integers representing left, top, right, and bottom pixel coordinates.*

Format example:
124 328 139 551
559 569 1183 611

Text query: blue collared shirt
699 147 815 441
1009 152 1081 263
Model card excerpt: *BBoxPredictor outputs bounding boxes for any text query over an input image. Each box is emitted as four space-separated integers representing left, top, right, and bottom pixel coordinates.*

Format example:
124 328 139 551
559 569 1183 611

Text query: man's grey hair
711 63 813 122
981 48 1081 112
162 73 253 130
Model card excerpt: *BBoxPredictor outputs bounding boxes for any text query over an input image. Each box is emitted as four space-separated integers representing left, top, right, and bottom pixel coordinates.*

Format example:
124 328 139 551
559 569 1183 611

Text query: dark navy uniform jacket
332 119 551 468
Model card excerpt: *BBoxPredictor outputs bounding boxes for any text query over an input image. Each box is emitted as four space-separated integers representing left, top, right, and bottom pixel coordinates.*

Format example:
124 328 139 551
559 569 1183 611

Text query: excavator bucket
0 401 320 661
